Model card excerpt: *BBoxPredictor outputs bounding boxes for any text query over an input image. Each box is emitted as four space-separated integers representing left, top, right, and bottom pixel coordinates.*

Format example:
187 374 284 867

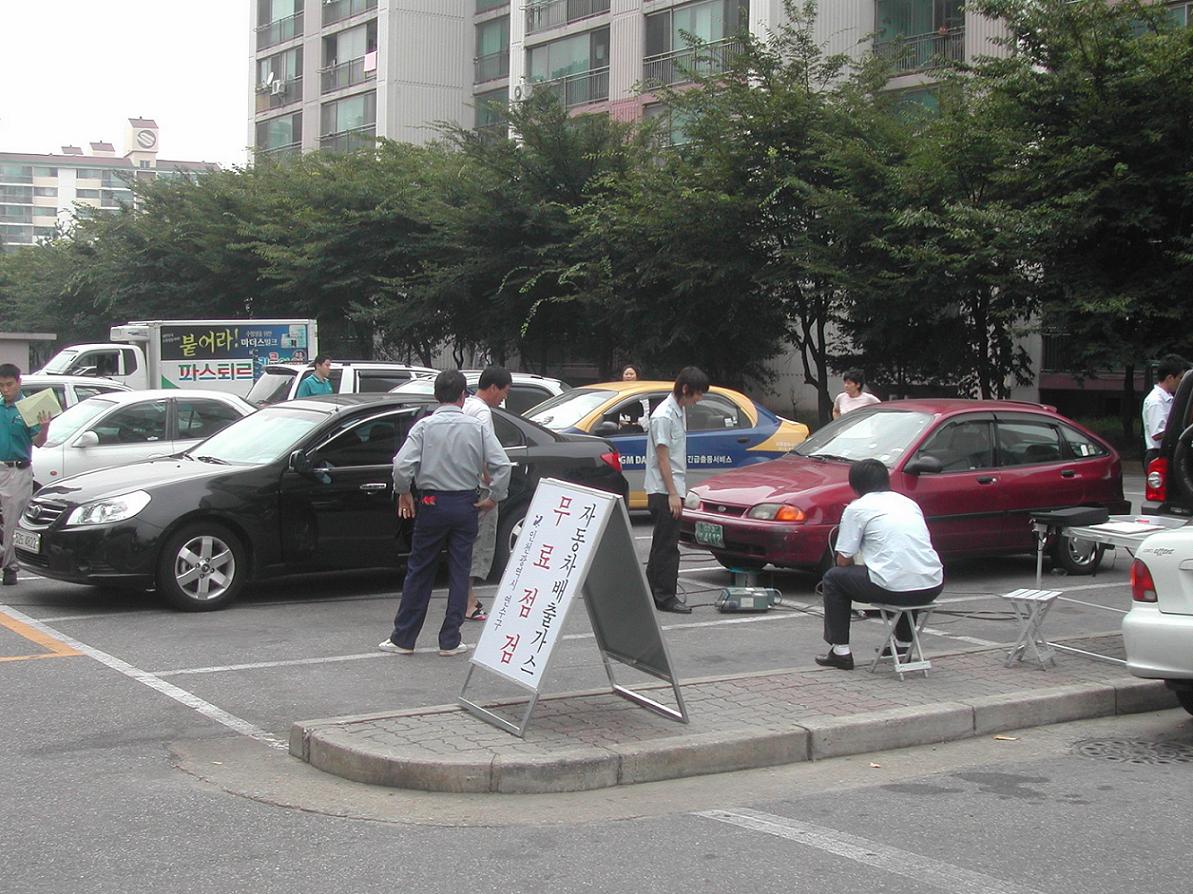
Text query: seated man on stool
816 459 943 670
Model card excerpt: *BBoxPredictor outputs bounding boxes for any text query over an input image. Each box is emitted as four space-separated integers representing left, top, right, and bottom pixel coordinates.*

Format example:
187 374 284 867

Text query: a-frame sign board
459 478 688 738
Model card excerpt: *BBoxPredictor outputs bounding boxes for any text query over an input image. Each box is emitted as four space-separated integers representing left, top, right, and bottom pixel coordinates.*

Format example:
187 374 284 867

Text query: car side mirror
73 431 100 448
904 455 943 475
593 420 620 436
289 449 313 474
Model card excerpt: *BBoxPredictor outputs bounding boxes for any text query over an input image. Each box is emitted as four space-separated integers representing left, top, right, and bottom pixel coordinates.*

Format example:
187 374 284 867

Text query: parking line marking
0 604 286 750
697 808 1045 894
0 608 82 662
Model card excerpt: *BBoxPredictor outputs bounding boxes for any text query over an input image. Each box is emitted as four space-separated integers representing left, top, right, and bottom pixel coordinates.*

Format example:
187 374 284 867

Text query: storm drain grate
1074 738 1193 766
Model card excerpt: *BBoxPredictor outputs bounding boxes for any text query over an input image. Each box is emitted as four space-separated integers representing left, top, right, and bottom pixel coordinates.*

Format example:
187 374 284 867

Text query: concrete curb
292 677 1181 794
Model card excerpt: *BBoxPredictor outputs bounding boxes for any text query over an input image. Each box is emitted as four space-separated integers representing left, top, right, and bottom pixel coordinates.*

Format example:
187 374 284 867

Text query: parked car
19 374 131 408
16 394 627 611
245 361 438 406
389 370 570 416
679 399 1129 573
32 389 255 489
1122 525 1193 715
1144 367 1193 518
525 381 809 509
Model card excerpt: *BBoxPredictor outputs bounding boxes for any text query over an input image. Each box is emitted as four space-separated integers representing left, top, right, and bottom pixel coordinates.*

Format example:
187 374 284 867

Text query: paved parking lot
1 474 1148 751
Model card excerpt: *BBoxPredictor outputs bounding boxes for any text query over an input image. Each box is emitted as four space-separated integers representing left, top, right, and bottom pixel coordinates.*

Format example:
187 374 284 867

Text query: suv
245 361 437 406
1144 370 1193 517
390 371 570 415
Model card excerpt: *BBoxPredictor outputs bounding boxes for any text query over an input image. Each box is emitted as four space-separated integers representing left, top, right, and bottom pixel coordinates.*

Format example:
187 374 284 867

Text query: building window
32 166 57 177
874 0 965 73
644 0 748 88
0 164 34 184
1 225 34 245
34 186 57 197
74 168 103 181
643 102 692 147
527 27 610 107
33 206 58 218
525 0 610 37
477 0 507 12
322 20 378 93
257 46 303 110
0 186 33 203
256 111 303 158
475 16 510 83
256 0 303 51
320 92 377 152
76 189 101 199
475 87 509 134
0 205 33 222
322 0 378 27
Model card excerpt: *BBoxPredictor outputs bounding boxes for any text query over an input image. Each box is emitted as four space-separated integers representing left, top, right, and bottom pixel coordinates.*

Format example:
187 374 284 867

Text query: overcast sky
0 1 250 168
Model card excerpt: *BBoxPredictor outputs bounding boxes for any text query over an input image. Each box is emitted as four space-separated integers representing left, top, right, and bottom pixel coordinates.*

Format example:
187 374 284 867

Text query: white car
33 389 255 488
245 361 438 406
389 371 569 415
1122 525 1193 715
19 374 131 408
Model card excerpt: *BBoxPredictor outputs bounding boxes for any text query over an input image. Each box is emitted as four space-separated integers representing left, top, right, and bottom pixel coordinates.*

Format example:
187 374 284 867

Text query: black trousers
646 492 681 606
821 564 943 645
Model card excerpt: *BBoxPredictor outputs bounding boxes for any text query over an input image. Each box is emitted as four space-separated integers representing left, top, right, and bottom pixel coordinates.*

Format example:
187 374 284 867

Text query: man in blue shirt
0 364 52 586
295 355 334 398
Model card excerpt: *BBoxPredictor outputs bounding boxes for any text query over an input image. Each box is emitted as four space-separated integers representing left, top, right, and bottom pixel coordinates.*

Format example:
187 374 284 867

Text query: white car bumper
1122 603 1193 681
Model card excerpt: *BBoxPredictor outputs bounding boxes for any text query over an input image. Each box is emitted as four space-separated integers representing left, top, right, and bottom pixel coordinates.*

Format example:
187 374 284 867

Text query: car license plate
695 521 725 549
12 529 40 553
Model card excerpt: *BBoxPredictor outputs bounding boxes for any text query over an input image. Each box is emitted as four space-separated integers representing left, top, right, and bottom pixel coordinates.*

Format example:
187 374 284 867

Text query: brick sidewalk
290 635 1178 794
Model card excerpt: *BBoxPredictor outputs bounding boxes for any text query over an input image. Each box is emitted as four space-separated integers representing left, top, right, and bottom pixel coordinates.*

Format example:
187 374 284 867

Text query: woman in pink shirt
832 369 881 418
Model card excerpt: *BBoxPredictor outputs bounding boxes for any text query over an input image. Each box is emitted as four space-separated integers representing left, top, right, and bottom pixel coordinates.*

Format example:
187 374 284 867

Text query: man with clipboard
0 364 54 586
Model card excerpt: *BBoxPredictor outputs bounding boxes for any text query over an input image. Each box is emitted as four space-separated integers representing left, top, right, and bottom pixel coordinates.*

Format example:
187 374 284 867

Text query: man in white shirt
816 459 943 670
1141 355 1186 467
645 366 709 614
832 369 881 419
462 366 512 621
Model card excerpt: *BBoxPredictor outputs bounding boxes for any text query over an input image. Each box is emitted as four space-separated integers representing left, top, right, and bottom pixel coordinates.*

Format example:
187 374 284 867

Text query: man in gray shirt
380 370 511 656
645 366 709 613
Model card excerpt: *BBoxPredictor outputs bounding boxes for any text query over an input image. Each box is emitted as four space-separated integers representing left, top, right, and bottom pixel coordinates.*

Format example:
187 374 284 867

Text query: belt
0 460 30 469
422 489 478 497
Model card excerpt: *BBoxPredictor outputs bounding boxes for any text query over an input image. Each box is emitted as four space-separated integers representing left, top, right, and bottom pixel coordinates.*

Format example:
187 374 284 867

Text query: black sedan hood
34 457 249 503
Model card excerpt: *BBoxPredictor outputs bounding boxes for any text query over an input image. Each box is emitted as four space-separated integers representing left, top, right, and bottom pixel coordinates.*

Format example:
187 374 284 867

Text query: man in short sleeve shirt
0 364 51 585
815 459 943 670
1141 355 1186 468
295 355 334 398
644 366 709 614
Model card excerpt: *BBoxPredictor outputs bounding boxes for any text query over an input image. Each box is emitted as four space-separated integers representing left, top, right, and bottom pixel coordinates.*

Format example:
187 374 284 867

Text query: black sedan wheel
157 522 247 611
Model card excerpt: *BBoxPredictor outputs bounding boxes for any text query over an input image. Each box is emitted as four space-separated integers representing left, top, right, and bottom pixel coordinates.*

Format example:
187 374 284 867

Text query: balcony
256 11 303 51
474 49 510 83
531 66 609 108
256 142 303 162
321 56 376 94
320 125 377 154
874 27 964 73
322 0 377 27
643 36 744 89
525 0 610 36
255 76 304 113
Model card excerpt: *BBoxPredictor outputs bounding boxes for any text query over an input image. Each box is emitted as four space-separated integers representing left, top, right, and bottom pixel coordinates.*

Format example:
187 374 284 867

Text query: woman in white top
832 369 881 418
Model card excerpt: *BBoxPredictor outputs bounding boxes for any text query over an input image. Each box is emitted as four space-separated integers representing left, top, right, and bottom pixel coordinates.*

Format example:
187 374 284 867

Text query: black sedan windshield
185 406 327 464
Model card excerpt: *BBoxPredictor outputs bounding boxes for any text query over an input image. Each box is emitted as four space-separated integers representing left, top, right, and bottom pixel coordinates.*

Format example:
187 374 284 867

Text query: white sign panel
471 479 617 687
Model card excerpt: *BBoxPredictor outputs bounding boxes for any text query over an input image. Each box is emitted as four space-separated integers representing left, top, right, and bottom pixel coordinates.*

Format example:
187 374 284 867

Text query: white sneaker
378 639 415 655
439 643 470 657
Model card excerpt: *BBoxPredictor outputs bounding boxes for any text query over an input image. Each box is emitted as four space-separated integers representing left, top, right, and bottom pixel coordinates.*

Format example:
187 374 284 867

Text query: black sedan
15 395 628 611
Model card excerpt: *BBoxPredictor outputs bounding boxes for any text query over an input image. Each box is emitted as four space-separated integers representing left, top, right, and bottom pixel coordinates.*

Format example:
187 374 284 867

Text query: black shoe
815 651 854 670
2 569 16 586
657 598 692 614
880 643 911 658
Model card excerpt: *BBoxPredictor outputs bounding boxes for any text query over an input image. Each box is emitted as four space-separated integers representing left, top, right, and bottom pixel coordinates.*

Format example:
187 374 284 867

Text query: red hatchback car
680 400 1129 575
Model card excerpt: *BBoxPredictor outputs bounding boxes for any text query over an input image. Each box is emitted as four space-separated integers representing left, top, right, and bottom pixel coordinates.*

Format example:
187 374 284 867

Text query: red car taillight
1145 457 1167 503
600 450 622 472
1130 558 1158 603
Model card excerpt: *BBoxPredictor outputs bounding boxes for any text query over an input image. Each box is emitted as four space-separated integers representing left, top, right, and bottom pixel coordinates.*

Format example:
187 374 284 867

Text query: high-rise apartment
0 119 215 251
250 1 1013 158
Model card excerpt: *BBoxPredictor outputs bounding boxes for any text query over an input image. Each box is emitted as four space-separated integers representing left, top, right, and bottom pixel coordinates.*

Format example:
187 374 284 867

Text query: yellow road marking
0 609 81 661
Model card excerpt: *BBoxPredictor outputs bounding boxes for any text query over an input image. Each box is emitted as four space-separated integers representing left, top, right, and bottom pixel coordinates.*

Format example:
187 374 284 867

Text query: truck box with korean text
35 319 318 397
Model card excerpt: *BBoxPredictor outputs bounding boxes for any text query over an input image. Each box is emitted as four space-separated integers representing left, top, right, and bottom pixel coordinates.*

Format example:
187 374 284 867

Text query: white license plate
12 529 40 553
695 521 725 549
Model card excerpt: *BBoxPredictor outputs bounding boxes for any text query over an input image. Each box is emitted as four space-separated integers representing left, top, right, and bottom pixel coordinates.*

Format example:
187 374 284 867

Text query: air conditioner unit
271 80 286 95
513 84 525 100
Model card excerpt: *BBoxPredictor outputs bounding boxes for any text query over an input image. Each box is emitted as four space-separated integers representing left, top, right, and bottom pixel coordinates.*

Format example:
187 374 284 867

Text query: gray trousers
821 564 943 645
0 466 34 573
470 503 499 580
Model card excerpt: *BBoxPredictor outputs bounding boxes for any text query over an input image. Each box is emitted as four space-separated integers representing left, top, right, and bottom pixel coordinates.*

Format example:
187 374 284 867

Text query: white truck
35 319 319 398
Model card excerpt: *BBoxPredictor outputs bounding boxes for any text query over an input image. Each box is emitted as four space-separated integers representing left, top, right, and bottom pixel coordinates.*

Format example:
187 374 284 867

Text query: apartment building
249 2 1011 157
0 119 216 251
